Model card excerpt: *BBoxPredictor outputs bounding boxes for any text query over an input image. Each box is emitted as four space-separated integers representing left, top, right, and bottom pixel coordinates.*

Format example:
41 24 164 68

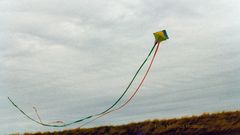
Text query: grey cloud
1 0 240 134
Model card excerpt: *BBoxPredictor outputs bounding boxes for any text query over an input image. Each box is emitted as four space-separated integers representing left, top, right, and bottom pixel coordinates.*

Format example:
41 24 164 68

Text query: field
19 111 240 135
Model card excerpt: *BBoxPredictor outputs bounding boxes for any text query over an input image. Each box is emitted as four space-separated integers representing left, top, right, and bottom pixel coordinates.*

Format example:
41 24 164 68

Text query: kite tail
8 97 44 125
95 42 158 115
8 43 158 127
79 42 161 127
33 106 43 123
49 121 65 124
33 106 64 125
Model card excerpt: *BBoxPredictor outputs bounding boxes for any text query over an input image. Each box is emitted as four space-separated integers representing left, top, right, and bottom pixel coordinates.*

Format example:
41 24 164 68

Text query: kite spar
8 30 169 127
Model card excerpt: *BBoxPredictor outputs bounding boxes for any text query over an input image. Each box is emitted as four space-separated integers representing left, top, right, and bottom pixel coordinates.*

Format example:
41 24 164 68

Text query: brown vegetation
23 111 240 135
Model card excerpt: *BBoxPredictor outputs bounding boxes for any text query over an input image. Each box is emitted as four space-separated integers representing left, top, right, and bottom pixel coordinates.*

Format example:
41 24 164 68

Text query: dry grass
23 110 240 135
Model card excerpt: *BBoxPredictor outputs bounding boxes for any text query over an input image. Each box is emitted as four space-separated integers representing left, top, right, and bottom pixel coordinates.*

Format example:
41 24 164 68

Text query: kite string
79 42 161 127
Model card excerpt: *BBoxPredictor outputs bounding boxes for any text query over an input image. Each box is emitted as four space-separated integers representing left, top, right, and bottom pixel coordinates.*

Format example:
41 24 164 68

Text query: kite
153 30 169 43
8 30 169 127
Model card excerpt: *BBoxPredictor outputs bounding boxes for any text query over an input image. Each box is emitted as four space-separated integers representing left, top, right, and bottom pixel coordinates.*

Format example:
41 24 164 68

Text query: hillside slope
22 111 240 135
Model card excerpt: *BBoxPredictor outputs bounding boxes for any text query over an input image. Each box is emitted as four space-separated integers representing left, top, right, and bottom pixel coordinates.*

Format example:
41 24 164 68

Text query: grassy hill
21 110 240 135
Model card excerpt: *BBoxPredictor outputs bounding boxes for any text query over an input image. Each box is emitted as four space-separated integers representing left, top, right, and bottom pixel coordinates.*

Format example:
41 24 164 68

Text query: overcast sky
1 0 240 134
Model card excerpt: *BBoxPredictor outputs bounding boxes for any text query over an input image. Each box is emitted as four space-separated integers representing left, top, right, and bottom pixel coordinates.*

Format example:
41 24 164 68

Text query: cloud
1 0 240 134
